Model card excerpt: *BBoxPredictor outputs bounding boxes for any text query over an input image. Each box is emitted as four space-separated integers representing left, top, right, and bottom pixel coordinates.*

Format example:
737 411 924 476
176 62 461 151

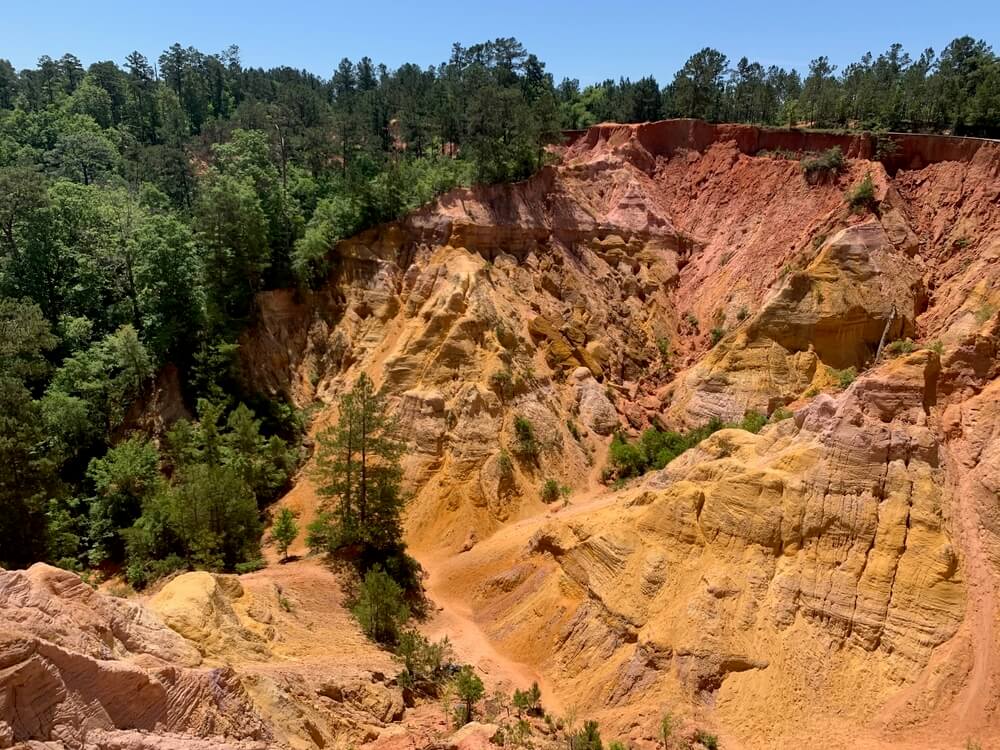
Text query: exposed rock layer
4 119 1000 749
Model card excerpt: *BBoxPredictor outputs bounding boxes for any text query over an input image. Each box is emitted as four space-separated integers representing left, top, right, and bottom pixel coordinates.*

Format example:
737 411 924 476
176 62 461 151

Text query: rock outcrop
0 565 271 749
237 120 1000 748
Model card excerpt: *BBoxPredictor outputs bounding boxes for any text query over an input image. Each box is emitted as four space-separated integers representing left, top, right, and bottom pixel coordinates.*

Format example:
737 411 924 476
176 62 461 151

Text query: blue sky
3 0 996 84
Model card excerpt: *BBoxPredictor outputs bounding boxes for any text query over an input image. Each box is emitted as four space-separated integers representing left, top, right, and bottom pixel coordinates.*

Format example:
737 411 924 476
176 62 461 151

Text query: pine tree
453 665 485 725
270 507 298 562
308 373 404 556
352 564 409 644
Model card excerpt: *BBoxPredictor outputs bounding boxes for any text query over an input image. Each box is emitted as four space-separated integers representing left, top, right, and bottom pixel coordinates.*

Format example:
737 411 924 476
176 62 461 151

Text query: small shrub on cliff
709 327 725 346
736 306 750 323
770 407 794 423
489 368 515 400
566 420 582 442
694 730 719 750
885 338 915 356
607 412 772 482
657 337 671 361
801 146 845 177
513 416 540 458
658 712 674 750
609 432 648 478
497 449 514 478
739 410 767 434
975 303 997 325
540 478 570 504
830 366 857 389
846 173 877 213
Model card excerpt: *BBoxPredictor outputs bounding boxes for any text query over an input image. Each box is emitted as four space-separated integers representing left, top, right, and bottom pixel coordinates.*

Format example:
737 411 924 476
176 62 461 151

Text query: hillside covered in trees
1 35 998 583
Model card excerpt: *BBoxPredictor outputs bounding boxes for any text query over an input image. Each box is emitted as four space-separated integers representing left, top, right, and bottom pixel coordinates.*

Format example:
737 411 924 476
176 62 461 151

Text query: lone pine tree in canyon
2 8 1000 750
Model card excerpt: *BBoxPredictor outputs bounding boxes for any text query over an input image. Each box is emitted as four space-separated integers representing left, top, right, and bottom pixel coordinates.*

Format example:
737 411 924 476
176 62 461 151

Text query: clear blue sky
4 0 996 84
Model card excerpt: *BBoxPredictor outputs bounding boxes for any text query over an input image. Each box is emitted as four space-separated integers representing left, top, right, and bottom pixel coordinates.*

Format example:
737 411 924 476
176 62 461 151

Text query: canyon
3 119 1000 749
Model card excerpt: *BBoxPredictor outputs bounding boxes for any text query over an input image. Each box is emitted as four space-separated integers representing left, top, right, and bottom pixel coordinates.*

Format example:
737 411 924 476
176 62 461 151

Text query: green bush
607 412 767 482
235 557 266 574
830 366 857 389
710 327 725 346
770 407 794 422
739 410 767 434
801 146 845 177
497 449 514 478
874 134 900 161
540 478 569 504
694 730 719 750
513 681 542 716
513 416 540 458
885 338 915 356
846 173 877 212
657 337 671 361
489 368 514 400
453 665 485 726
395 630 454 691
269 507 299 561
353 565 410 644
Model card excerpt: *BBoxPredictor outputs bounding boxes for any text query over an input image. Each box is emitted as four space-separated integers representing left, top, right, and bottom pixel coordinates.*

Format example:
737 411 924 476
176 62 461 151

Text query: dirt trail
419 554 559 709
412 471 621 713
936 439 999 733
264 432 615 710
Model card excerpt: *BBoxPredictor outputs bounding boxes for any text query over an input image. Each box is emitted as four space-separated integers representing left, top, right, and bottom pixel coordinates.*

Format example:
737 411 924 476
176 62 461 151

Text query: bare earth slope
3 120 1000 749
